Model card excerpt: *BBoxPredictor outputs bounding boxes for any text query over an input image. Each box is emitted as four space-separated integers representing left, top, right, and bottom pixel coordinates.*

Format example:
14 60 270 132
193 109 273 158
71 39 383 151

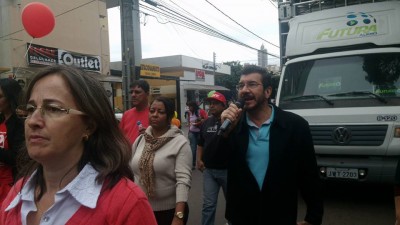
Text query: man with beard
119 80 150 145
197 91 230 225
219 65 323 225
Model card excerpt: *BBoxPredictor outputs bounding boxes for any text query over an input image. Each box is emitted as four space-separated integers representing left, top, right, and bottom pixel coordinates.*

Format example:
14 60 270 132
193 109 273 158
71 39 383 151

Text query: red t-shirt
119 107 150 145
0 121 13 203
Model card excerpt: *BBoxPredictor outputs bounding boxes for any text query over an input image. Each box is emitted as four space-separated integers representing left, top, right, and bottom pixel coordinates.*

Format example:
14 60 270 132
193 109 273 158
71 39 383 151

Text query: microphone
137 121 143 130
217 99 245 136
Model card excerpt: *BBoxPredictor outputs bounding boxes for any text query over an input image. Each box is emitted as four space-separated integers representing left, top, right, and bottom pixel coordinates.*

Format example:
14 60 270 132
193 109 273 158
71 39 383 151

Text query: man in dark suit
220 65 323 225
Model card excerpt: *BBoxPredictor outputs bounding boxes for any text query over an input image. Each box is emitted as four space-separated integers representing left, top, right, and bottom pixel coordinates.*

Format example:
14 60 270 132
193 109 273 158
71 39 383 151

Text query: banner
58 50 101 72
26 43 101 72
27 43 57 66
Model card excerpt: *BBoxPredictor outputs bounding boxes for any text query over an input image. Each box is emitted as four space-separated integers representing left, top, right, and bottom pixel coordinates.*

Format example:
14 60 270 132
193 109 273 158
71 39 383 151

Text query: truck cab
276 1 400 183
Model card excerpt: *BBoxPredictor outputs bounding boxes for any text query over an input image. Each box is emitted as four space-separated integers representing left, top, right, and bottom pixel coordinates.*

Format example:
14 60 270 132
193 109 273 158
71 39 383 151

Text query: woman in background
0 78 24 203
186 101 207 169
131 96 192 225
0 65 157 225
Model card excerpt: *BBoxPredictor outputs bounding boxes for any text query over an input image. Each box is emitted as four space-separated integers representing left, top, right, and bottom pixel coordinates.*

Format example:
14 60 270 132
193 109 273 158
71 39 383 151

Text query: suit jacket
224 105 323 225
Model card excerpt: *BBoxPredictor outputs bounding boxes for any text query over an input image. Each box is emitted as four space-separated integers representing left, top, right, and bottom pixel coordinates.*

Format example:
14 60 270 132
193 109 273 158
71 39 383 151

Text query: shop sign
140 64 160 77
195 69 205 81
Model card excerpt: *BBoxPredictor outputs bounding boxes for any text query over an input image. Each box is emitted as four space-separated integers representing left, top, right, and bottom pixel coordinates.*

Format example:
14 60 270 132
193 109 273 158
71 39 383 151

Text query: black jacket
223 105 323 225
198 115 228 169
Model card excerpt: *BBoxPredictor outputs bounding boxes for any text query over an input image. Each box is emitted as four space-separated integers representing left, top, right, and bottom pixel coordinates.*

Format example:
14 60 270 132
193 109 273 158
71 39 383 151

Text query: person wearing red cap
197 91 230 225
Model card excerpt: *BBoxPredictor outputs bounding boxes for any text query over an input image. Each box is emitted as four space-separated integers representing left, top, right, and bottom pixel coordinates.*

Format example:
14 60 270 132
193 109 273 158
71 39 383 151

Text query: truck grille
310 125 388 146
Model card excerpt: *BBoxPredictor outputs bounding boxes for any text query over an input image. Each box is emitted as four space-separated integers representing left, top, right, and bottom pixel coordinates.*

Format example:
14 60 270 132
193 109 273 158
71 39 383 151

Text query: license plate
326 167 359 179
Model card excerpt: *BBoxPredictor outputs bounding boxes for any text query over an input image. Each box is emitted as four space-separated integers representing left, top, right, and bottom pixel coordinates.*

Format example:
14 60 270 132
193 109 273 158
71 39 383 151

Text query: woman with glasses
130 96 192 225
0 65 157 225
0 78 24 203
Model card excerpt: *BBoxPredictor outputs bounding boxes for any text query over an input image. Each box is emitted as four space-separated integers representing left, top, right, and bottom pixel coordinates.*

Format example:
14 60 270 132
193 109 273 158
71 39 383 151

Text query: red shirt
119 107 149 145
0 121 12 203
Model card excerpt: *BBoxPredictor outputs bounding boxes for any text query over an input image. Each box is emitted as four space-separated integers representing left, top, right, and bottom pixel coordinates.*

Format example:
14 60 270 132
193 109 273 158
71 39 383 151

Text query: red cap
205 91 226 106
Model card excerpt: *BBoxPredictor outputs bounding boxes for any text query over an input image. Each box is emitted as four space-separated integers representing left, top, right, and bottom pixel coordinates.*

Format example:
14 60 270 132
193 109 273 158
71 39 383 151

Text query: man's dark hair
130 79 150 93
0 78 22 116
241 65 272 90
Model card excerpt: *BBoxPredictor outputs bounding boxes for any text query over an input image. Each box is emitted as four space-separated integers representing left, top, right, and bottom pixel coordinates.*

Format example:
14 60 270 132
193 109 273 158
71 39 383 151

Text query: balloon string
14 38 34 77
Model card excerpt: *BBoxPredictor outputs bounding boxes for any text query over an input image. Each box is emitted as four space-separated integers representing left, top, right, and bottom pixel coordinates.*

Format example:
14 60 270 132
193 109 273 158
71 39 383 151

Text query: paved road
187 170 395 225
182 124 228 225
188 169 228 225
181 125 395 225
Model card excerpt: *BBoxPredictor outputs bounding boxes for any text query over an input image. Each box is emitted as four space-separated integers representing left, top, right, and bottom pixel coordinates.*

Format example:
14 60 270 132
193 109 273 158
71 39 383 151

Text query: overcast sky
107 0 280 66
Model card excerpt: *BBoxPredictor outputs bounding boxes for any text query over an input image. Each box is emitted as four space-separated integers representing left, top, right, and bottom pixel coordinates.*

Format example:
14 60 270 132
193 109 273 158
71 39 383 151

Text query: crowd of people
8 63 400 225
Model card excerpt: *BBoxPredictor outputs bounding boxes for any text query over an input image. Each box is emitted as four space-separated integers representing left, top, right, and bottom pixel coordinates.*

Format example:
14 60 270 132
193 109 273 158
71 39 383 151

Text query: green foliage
215 61 243 101
215 62 280 101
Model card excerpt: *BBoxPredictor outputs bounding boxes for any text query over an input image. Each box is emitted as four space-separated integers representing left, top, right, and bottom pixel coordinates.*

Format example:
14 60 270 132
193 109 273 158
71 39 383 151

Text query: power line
140 1 280 58
167 0 255 41
204 0 279 49
263 0 278 9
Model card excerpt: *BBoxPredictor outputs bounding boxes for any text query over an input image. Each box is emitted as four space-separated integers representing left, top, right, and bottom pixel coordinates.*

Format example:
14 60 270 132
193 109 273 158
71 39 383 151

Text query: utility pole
213 52 216 76
120 0 142 111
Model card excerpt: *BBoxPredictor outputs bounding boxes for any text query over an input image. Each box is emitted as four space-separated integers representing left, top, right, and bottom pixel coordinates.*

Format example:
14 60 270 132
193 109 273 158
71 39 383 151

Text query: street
187 169 228 225
182 126 396 225
187 169 395 225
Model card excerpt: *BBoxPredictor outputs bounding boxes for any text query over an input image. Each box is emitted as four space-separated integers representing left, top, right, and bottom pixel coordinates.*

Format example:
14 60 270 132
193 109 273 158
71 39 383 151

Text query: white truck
276 0 400 183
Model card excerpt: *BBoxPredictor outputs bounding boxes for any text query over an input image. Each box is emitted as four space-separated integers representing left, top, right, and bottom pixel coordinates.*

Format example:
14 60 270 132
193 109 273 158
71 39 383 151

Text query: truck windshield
279 53 400 109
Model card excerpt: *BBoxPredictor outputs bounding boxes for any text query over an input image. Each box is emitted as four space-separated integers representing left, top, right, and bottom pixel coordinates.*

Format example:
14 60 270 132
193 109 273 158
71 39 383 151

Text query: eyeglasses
236 82 262 91
17 104 86 119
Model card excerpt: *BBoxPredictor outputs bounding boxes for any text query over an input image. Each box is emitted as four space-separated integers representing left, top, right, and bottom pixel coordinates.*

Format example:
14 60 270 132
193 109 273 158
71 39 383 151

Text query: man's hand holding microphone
218 99 245 136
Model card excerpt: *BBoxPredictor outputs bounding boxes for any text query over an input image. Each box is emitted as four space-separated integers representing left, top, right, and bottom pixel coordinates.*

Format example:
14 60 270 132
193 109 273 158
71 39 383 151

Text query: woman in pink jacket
0 65 157 225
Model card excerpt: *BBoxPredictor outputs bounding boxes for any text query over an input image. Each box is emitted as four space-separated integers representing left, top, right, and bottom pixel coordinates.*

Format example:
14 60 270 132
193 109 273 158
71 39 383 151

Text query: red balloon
21 2 55 38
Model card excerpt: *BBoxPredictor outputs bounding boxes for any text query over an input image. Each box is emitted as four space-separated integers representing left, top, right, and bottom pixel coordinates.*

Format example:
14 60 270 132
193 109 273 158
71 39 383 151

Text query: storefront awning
182 84 229 91
0 67 11 73
96 75 122 83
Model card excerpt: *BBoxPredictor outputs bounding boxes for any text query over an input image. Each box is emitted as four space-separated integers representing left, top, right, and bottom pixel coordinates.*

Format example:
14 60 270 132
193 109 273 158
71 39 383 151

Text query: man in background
197 90 230 225
119 80 150 145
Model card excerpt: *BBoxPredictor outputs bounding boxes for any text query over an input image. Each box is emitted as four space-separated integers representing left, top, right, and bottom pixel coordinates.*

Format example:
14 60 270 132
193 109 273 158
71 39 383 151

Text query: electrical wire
139 1 280 58
204 0 279 48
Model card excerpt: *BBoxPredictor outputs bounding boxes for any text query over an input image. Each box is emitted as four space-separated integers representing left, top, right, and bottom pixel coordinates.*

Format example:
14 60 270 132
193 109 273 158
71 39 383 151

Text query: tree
216 62 279 102
215 61 243 102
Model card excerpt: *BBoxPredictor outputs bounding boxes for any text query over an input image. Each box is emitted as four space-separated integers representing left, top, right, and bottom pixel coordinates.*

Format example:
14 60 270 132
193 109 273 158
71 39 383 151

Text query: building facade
111 55 231 121
0 0 115 101
257 44 268 68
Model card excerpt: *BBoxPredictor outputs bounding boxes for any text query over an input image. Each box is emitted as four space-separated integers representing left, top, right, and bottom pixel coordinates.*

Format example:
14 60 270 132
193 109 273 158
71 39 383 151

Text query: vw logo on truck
332 127 352 144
